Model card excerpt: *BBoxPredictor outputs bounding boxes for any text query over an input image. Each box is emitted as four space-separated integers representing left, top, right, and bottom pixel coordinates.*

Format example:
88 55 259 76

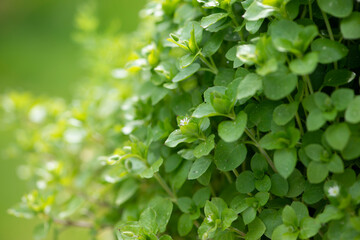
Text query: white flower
179 117 190 126
206 215 213 223
328 185 340 197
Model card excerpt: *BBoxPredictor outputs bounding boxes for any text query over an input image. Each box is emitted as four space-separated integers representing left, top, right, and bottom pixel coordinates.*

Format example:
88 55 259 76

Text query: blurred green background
0 0 145 239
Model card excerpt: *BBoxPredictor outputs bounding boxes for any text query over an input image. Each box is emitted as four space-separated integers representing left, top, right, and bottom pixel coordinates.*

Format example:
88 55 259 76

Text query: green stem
303 75 314 94
200 54 218 74
224 171 233 184
154 173 177 201
233 169 239 177
245 128 277 173
229 227 246 238
287 96 304 135
321 10 334 41
308 0 313 20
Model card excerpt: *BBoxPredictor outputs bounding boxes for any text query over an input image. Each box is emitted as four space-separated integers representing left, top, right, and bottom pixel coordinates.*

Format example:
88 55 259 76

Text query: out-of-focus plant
3 0 360 239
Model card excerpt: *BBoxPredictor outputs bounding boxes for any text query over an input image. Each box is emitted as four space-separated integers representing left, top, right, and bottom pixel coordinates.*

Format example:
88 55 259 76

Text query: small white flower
206 215 213 223
179 117 190 127
29 105 47 123
328 185 340 197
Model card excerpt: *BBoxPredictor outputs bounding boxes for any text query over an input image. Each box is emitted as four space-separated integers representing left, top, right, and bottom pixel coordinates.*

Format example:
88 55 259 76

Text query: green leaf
246 19 264 34
33 222 50 240
307 161 328 184
345 96 360 124
290 202 309 223
139 208 158 233
236 170 255 193
331 88 354 111
289 52 318 75
115 178 138 206
214 140 247 171
340 12 360 40
282 205 298 227
251 153 268 173
272 224 299 240
164 154 182 173
299 217 320 239
200 13 228 29
177 197 194 213
193 187 211 208
323 69 356 87
165 130 197 148
242 207 257 225
149 197 173 233
214 68 235 86
316 205 344 224
243 1 276 21
270 173 289 197
324 123 350 151
194 134 215 158
192 103 220 118
263 69 297 100
311 39 348 64
274 148 297 179
172 63 200 83
218 111 247 142
302 182 324 204
255 175 271 192
237 73 263 101
188 156 212 180
317 0 353 18
255 192 270 206
236 44 256 65
245 217 266 240
286 169 305 198
273 101 299 126
306 109 326 131
203 31 225 57
327 154 344 173
178 213 193 236
259 209 282 238
221 208 238 230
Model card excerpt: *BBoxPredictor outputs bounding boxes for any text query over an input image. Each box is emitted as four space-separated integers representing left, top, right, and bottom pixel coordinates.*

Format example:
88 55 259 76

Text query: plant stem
154 173 177 201
53 219 94 228
308 0 313 20
321 11 334 41
287 96 304 135
229 226 246 237
224 171 233 183
244 128 277 173
303 75 314 94
199 54 218 74
233 169 239 177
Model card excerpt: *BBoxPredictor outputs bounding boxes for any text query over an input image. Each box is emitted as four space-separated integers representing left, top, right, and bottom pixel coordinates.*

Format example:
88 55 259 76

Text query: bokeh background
0 0 145 238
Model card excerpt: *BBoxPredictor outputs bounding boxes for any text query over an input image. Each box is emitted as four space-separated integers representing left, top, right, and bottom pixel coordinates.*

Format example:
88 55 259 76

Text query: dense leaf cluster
3 0 360 239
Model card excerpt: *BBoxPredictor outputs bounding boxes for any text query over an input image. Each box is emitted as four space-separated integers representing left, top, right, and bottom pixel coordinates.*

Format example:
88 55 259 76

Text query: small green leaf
203 31 226 57
255 175 271 192
218 111 247 142
311 39 348 64
188 156 212 180
272 224 299 240
172 63 200 83
307 162 328 184
259 209 282 238
200 13 228 29
299 217 320 239
243 1 275 21
274 148 297 179
221 208 238 230
193 187 211 208
306 109 326 131
331 88 354 111
165 154 182 173
263 69 297 100
286 169 306 198
323 69 356 87
177 213 193 237
290 201 309 223
273 101 299 126
324 123 350 151
270 173 289 197
245 217 266 240
316 205 344 224
165 130 197 148
149 197 173 233
242 207 257 225
115 178 138 206
340 12 360 40
236 170 255 193
345 96 360 124
327 154 344 173
139 208 158 233
214 140 247 171
194 134 215 158
33 222 50 240
282 205 298 227
237 73 263 101
305 144 325 162
289 52 318 75
317 0 353 18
